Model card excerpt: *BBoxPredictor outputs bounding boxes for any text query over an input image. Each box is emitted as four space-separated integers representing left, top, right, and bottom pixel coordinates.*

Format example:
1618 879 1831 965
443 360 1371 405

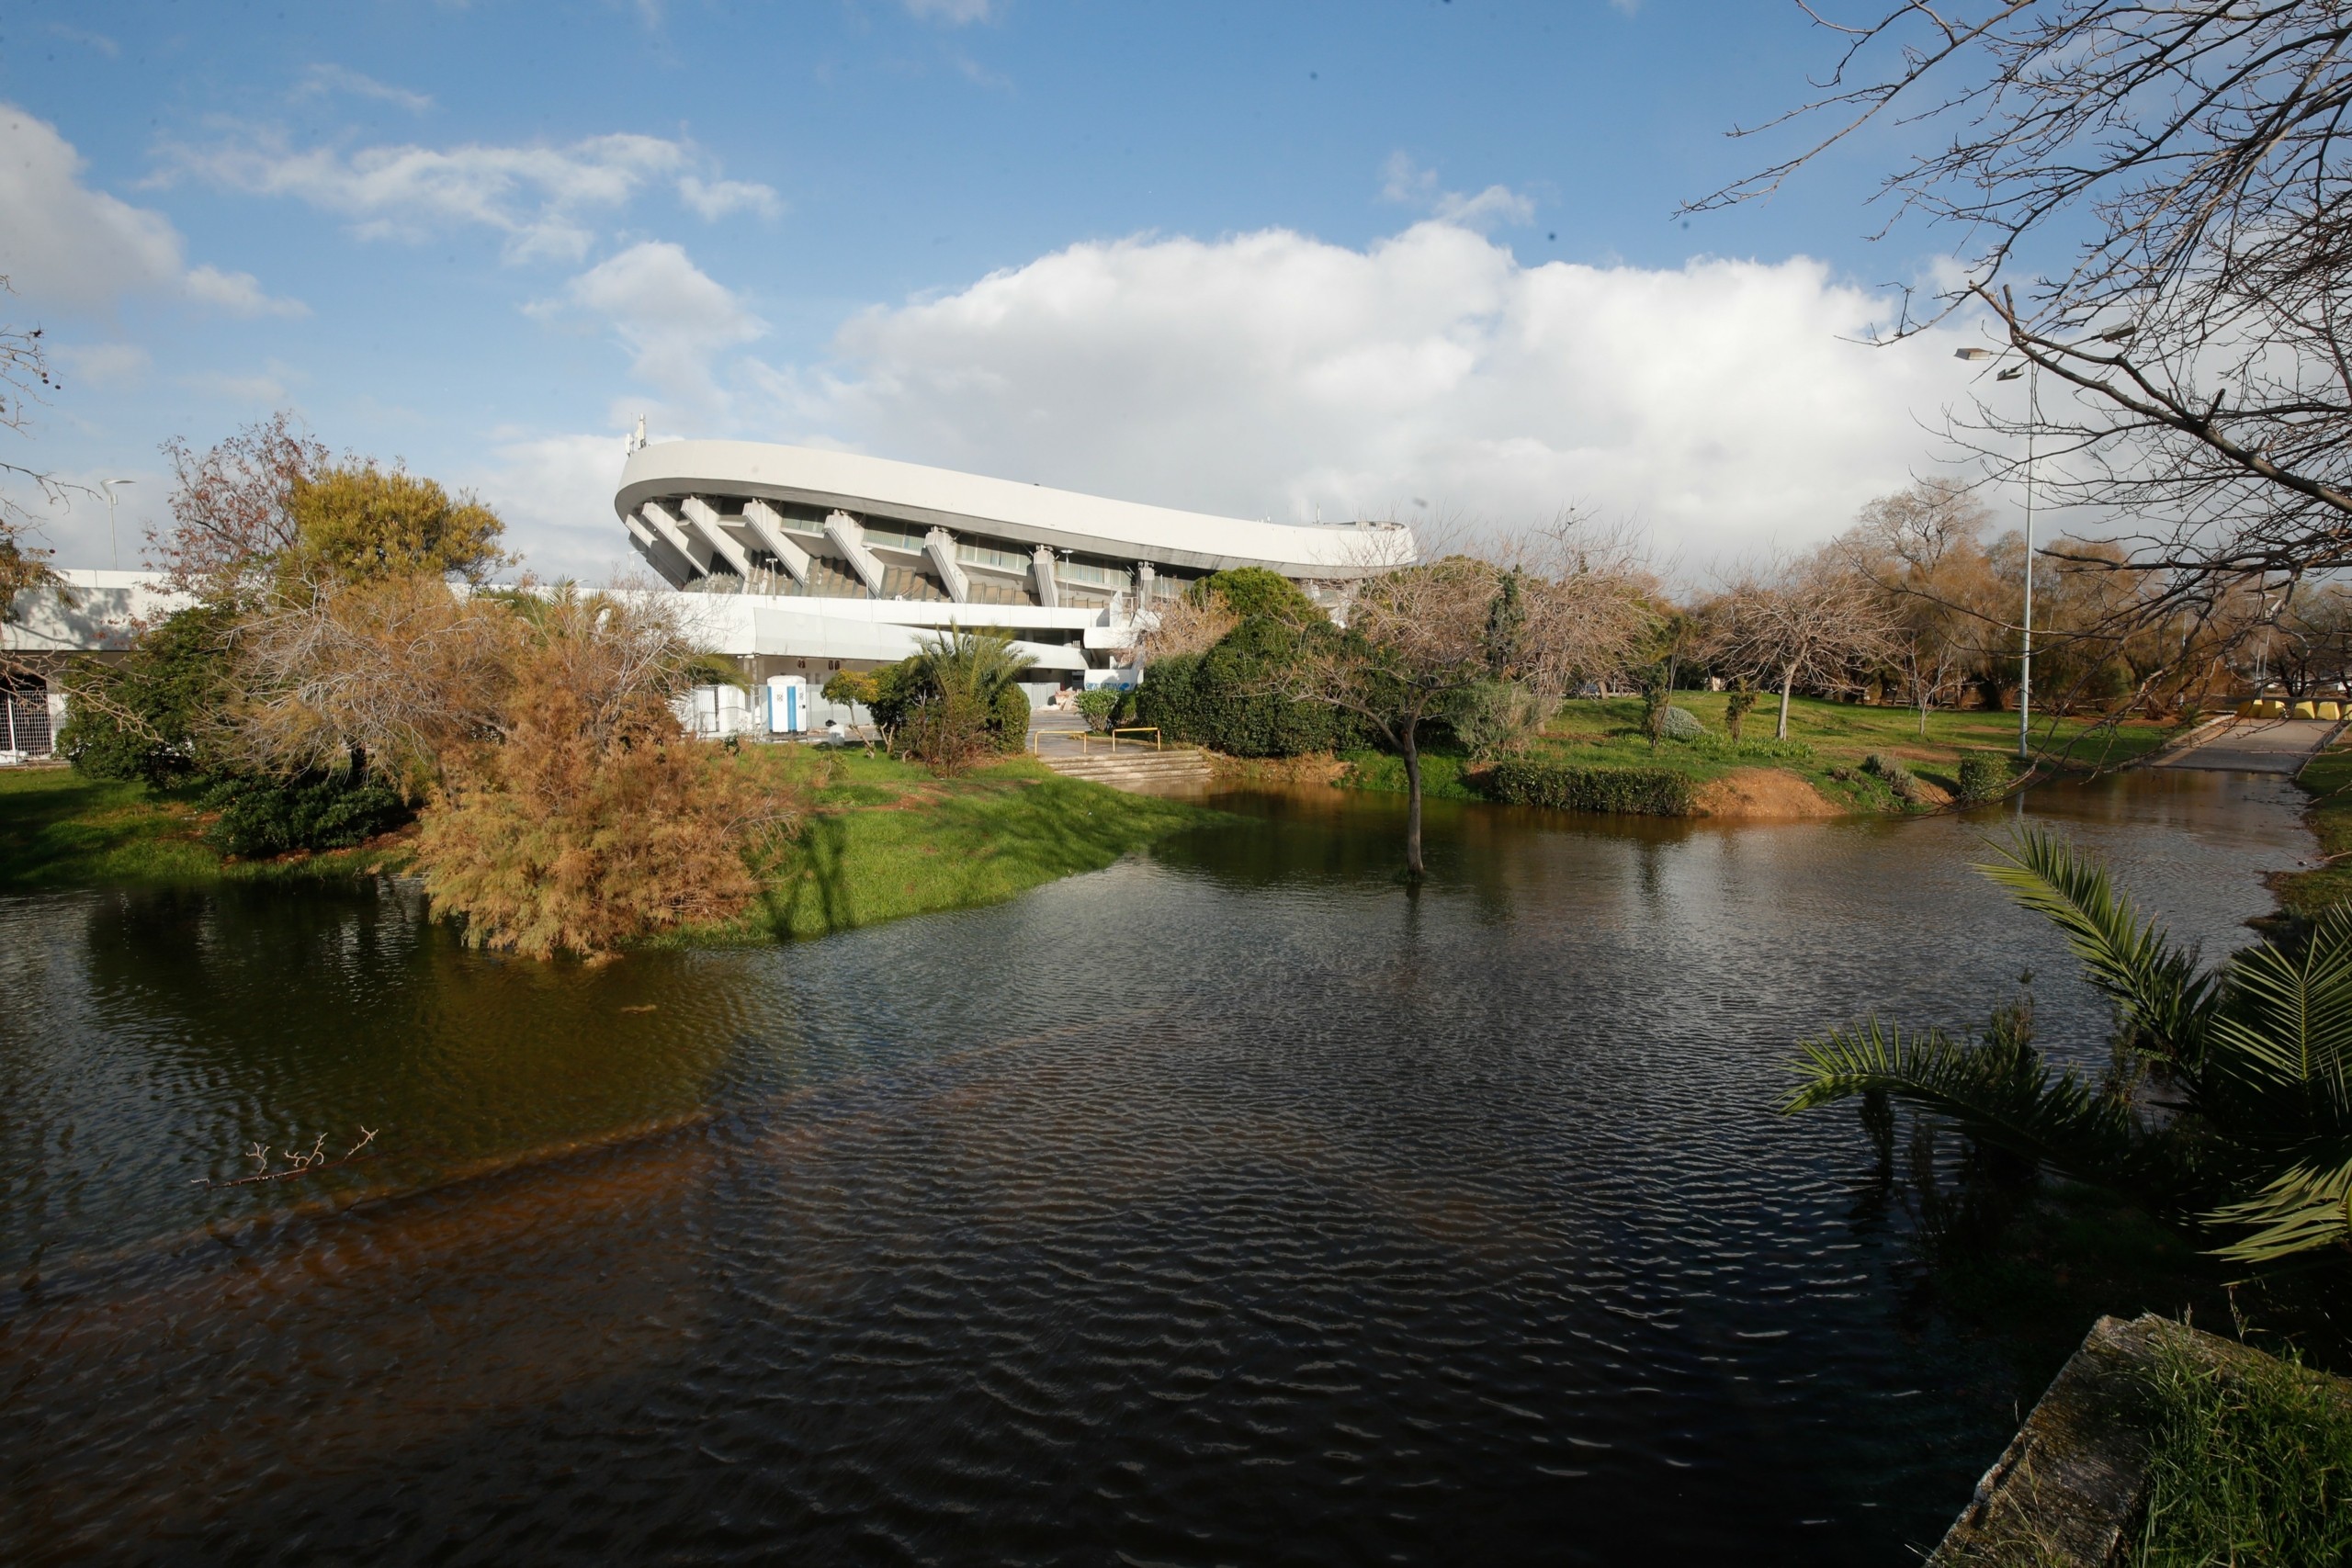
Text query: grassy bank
1336 694 2177 816
2131 1330 2352 1565
0 767 409 887
682 752 1224 943
1 752 1224 942
2278 744 2352 918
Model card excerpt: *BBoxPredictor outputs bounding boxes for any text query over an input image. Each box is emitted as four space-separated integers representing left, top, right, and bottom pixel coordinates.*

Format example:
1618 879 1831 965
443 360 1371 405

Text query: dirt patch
1207 752 1349 787
1692 767 1839 819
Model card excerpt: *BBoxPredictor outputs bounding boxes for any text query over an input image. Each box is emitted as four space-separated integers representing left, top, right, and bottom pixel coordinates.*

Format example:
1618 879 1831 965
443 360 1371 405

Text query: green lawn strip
1333 694 2175 816
682 757 1230 943
0 768 406 889
2278 745 2352 917
2129 1330 2352 1566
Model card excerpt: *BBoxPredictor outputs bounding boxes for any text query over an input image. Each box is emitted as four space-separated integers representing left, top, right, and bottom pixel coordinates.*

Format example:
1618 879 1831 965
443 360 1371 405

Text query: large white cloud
779 220 1977 567
0 105 305 317
533 241 767 424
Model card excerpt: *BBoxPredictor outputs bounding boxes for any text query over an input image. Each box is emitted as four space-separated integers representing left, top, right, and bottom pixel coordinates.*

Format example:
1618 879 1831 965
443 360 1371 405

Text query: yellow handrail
1029 726 1164 754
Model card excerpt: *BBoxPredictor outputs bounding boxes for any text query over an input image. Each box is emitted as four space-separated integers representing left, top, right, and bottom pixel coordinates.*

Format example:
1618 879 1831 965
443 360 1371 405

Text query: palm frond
1977 827 2217 1064
1785 1017 2148 1190
2213 904 2352 1117
2205 1143 2352 1264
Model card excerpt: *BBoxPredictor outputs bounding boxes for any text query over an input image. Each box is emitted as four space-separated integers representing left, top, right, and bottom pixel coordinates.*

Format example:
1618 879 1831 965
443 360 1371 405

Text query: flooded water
0 770 2318 1564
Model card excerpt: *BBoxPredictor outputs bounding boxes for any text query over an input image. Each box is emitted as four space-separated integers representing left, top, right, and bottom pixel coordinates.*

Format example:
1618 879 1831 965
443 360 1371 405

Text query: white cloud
293 63 435 114
53 342 152 389
468 431 638 581
788 220 1979 568
678 175 782 221
184 264 309 318
904 0 996 23
531 241 767 422
0 106 186 310
161 128 776 262
0 106 307 321
1380 152 1533 231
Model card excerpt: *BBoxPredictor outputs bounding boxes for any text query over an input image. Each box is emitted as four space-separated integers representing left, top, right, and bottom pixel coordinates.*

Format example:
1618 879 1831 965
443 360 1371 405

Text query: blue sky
2 1 2003 579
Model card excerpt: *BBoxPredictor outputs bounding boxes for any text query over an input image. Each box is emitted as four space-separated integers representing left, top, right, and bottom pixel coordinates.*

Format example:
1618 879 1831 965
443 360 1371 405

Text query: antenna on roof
629 414 648 454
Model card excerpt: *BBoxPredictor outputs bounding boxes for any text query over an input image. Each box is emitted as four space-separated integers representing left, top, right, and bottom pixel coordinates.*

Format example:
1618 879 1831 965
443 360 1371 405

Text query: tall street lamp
1955 347 2038 760
101 478 135 570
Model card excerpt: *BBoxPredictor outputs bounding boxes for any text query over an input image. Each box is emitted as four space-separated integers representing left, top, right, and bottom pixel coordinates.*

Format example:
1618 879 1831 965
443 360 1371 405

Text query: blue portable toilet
765 674 808 734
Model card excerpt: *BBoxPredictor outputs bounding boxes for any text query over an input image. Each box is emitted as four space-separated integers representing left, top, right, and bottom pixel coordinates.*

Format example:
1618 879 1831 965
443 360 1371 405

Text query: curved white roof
616 440 1411 579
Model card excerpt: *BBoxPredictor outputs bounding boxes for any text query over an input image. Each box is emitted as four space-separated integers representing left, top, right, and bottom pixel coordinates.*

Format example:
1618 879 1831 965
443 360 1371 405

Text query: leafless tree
150 412 332 602
1706 547 1900 739
1280 518 1653 875
1691 3 2352 607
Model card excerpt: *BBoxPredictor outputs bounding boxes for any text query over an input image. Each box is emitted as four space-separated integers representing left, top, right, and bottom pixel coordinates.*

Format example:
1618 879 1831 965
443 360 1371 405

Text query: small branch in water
192 1128 378 1190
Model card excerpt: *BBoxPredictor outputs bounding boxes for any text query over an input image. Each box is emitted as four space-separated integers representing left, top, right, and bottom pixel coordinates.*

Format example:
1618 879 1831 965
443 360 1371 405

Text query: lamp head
1953 348 1997 362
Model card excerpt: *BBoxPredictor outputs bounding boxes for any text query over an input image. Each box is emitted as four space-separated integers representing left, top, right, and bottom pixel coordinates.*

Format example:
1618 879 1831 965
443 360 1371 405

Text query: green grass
1333 694 2177 816
2131 1331 2352 1566
2279 745 2352 918
0 767 408 888
676 751 1228 943
4 752 1227 943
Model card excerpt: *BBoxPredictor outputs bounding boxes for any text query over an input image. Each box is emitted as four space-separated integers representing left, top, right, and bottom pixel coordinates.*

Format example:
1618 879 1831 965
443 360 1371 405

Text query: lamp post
100 479 135 570
1954 348 2037 759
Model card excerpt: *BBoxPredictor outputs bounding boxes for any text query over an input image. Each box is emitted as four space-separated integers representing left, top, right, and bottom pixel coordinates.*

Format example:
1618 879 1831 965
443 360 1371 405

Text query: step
1036 747 1213 792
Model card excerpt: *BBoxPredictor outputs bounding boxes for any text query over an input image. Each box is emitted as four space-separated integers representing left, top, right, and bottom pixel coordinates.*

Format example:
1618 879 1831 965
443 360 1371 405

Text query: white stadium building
613 439 1414 734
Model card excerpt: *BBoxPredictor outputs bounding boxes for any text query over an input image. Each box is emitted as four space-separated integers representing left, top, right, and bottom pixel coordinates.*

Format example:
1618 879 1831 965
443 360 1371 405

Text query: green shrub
1689 733 1814 762
1450 680 1556 761
1724 686 1759 740
1661 705 1706 742
201 769 410 857
1957 750 2016 805
1862 751 1924 805
1191 566 1316 621
1482 759 1697 816
1075 686 1124 733
1134 618 1355 757
990 680 1032 754
57 604 238 784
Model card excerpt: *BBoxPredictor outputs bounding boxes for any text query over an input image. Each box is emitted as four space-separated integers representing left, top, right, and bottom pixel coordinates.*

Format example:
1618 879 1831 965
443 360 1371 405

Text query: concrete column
741 499 811 584
824 511 887 596
923 527 971 603
639 502 710 576
681 496 753 578
1032 545 1059 608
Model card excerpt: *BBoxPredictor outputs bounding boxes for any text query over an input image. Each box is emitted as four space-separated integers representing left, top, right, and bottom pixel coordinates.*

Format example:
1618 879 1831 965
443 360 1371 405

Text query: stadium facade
614 439 1413 732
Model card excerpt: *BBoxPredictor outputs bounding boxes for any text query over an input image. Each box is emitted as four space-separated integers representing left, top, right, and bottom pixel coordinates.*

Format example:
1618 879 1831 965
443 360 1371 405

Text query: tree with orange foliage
413 590 795 957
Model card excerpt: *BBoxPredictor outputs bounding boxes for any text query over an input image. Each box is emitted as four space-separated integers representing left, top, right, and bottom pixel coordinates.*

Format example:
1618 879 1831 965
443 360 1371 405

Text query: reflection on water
0 768 2315 1565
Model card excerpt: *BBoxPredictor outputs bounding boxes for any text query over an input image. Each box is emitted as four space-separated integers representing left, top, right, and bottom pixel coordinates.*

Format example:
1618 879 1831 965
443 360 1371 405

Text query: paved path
2154 716 2340 773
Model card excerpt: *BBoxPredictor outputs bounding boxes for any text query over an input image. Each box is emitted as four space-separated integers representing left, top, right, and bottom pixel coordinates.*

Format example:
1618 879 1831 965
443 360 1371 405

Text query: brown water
0 769 2318 1564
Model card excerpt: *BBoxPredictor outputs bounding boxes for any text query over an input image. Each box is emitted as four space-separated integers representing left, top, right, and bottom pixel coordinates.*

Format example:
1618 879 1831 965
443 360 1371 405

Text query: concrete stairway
1036 745 1213 793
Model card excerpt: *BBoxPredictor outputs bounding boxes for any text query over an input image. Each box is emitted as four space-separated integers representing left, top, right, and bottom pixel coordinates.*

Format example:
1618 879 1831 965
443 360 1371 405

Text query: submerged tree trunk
1777 668 1795 739
1401 721 1425 878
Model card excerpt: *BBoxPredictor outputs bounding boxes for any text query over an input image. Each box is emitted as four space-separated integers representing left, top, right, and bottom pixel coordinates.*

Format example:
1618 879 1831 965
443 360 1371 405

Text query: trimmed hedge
1481 759 1698 817
1957 750 2016 805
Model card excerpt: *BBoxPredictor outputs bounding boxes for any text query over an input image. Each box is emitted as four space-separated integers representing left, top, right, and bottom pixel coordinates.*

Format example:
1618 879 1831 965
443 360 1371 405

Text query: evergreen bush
57 604 238 784
201 769 410 857
990 681 1032 754
1957 750 2016 804
1661 705 1706 741
1133 618 1353 756
1482 759 1698 816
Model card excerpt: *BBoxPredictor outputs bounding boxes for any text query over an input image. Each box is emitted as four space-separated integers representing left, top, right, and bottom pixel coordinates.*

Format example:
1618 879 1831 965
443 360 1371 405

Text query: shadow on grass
743 777 1220 942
